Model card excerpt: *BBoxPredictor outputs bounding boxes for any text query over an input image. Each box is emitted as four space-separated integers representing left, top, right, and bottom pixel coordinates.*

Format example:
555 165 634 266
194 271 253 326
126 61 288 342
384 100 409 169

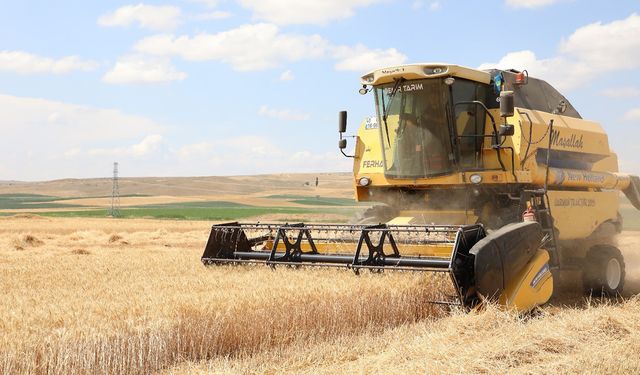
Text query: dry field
0 216 445 374
0 173 354 198
0 174 361 222
1 215 639 374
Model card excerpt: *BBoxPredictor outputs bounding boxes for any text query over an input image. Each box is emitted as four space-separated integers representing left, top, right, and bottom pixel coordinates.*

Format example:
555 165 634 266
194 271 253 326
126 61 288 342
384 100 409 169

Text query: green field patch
265 194 360 206
36 206 355 221
265 194 306 199
0 194 83 209
38 210 111 218
289 198 357 206
131 201 251 209
122 207 305 220
0 193 62 201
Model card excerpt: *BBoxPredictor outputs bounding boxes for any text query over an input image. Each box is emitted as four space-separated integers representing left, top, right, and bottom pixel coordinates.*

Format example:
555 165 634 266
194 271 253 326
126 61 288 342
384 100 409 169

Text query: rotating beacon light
515 70 528 86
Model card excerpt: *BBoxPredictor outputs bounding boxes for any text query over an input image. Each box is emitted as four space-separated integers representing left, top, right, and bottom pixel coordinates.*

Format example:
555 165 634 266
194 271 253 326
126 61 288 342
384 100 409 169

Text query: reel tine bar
202 222 468 271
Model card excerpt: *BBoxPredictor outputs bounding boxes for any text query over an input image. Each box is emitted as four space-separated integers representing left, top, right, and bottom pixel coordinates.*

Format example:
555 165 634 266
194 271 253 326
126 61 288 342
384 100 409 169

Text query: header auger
203 63 640 312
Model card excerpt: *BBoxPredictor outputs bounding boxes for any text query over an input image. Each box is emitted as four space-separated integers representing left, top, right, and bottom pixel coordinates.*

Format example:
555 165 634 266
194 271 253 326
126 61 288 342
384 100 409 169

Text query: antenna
110 162 121 217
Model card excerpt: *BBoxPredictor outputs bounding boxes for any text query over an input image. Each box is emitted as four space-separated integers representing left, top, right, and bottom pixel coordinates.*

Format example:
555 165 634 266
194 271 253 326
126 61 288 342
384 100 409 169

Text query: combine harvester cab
202 221 553 311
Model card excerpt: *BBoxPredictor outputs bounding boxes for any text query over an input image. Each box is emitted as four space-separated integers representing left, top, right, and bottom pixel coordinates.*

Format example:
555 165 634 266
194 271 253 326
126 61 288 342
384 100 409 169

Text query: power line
110 162 121 217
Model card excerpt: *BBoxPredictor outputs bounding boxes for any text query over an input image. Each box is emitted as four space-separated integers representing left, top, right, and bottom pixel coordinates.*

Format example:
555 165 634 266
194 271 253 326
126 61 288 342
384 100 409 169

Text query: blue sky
0 0 638 180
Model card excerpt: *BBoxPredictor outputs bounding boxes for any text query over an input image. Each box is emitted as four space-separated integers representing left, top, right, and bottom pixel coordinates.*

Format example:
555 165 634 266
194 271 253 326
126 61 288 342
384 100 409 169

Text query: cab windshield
375 79 453 178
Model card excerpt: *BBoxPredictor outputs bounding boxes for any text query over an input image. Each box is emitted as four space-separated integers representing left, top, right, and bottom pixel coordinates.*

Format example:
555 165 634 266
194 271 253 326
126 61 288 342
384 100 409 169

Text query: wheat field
0 216 447 374
1 215 639 374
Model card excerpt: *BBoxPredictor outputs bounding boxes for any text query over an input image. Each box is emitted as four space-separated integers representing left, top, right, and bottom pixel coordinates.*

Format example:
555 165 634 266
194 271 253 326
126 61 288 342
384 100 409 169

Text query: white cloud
98 4 182 31
186 0 219 8
558 13 640 71
623 108 640 122
0 51 98 74
225 136 273 155
477 13 640 91
333 45 407 72
89 134 164 157
237 0 385 25
48 112 63 124
413 1 440 11
279 70 294 81
196 10 231 20
102 55 187 84
174 141 213 160
601 87 640 98
131 134 163 156
283 150 352 172
505 0 563 9
175 137 272 167
0 93 166 180
0 94 351 180
173 136 351 175
135 23 405 73
477 50 589 91
258 105 309 121
135 23 329 71
63 148 81 158
0 93 163 141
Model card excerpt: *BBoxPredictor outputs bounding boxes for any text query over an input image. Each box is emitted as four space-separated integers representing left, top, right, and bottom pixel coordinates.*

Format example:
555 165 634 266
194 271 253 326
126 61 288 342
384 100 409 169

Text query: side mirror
499 91 514 118
338 111 347 133
499 124 515 136
337 110 353 157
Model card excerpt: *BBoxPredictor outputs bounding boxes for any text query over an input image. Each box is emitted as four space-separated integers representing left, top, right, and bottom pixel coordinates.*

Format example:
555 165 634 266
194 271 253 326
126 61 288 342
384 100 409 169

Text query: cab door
451 80 492 170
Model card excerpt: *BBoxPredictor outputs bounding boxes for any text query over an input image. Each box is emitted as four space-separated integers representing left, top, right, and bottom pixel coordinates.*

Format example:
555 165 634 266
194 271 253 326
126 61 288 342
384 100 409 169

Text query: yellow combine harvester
203 63 640 311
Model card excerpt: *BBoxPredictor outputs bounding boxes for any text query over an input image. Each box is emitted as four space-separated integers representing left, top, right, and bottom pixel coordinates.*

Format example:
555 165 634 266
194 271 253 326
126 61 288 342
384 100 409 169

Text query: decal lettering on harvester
362 160 384 168
565 171 605 184
385 83 424 94
381 67 405 74
555 170 607 185
550 129 583 149
530 263 550 288
553 198 596 207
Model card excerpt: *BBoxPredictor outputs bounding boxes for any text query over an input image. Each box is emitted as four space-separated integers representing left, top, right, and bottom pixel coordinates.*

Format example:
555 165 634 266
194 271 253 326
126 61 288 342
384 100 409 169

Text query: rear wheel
582 245 625 296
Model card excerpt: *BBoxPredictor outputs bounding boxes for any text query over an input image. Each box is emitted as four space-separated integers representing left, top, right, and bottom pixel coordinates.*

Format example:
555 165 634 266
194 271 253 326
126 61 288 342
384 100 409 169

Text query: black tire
582 245 625 296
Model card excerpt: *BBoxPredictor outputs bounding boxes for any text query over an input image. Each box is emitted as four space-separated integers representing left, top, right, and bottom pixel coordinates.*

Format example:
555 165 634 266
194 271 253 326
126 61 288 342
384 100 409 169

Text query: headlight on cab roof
424 66 448 75
361 74 374 84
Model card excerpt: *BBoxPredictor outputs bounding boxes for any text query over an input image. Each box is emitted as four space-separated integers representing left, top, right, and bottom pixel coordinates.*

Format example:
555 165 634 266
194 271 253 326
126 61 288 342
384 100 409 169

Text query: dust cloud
619 232 640 296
